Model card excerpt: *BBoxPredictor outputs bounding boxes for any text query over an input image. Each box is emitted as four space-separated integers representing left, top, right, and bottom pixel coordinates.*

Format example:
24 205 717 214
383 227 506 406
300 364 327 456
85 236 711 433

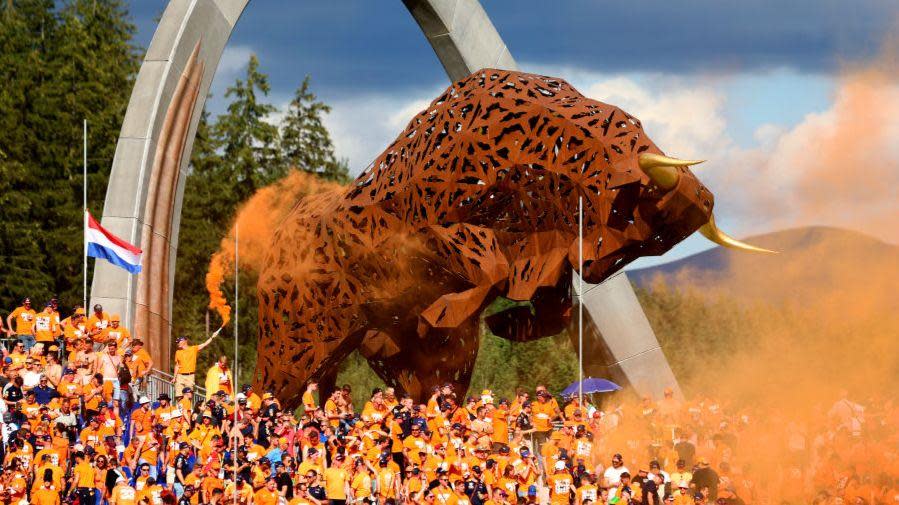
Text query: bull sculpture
255 69 769 407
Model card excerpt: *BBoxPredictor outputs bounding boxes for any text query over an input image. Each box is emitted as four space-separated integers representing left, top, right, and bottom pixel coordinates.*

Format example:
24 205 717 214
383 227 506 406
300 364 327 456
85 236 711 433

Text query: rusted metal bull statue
254 69 769 407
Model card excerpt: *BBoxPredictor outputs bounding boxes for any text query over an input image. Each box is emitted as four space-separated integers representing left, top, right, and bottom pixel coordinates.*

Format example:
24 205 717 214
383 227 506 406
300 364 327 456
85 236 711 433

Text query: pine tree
213 54 282 202
0 0 59 304
281 76 350 183
0 0 137 311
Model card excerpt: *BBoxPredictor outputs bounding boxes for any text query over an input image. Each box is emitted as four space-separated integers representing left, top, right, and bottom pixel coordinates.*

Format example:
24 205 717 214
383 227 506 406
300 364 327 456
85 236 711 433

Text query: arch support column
91 0 249 370
96 0 681 400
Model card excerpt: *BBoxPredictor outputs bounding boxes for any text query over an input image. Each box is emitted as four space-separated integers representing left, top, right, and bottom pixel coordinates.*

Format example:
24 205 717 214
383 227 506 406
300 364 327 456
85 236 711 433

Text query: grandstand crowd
0 296 895 504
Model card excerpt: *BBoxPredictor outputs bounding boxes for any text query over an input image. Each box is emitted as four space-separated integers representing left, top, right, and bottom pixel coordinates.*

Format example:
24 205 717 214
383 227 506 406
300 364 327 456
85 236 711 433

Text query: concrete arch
92 0 679 399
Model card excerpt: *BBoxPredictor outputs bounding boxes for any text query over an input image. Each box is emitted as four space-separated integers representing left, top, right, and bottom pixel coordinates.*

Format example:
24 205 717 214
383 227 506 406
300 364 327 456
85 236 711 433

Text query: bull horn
638 153 705 190
699 214 777 254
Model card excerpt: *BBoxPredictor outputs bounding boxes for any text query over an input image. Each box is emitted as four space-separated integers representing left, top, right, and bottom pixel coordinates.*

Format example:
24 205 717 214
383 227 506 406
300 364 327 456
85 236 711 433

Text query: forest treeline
0 1 773 401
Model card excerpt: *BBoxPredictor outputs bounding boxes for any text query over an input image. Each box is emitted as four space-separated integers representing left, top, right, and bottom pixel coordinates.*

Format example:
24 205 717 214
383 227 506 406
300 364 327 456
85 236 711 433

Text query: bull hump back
345 69 651 226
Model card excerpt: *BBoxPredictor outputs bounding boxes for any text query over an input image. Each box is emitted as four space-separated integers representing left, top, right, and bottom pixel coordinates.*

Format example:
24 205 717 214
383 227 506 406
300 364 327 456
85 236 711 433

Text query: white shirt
21 371 41 389
603 465 629 486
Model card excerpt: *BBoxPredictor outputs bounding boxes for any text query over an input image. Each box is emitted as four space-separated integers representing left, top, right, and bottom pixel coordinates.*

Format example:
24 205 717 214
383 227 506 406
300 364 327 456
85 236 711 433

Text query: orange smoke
204 170 344 323
206 252 231 327
616 38 899 504
728 37 899 241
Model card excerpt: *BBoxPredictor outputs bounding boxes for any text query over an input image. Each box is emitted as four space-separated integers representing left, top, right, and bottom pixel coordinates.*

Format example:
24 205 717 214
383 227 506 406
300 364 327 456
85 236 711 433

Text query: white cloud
217 45 254 76
323 87 442 175
207 45 256 114
281 62 897 247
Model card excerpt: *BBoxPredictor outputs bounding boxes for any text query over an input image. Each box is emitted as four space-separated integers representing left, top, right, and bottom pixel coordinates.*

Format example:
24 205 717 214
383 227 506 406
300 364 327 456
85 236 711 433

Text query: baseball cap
527 485 537 497
139 396 150 404
554 460 566 471
176 336 187 342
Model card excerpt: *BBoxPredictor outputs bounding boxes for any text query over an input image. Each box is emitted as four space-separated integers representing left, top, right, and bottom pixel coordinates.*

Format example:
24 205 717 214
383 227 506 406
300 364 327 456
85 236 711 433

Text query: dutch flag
85 212 143 274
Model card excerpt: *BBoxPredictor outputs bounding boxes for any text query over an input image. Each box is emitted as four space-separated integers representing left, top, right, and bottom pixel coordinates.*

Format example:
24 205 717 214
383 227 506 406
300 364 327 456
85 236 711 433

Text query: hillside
629 226 899 311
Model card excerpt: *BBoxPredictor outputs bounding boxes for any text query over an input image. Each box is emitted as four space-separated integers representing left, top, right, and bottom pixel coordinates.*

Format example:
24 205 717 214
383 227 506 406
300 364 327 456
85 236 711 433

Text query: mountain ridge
628 226 898 306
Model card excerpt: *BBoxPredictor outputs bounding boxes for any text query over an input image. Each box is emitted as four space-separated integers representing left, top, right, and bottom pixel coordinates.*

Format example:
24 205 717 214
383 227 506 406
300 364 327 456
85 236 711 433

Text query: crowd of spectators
0 296 895 505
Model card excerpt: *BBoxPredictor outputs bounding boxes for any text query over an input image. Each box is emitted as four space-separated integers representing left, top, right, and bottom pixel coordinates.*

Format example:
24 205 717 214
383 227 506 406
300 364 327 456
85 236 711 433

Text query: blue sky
127 1 897 266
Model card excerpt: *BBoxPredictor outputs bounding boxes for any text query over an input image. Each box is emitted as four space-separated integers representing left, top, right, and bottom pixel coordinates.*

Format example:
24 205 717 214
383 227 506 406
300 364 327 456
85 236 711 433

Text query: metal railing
145 369 207 408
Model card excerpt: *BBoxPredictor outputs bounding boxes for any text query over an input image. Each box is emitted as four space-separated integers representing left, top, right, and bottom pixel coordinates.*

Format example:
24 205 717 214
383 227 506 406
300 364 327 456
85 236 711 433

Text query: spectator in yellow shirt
204 356 232 398
7 297 37 350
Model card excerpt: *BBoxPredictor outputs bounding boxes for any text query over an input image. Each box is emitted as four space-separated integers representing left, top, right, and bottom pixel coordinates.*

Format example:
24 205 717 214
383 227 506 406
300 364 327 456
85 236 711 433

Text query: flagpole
83 119 88 310
233 223 238 505
578 196 583 406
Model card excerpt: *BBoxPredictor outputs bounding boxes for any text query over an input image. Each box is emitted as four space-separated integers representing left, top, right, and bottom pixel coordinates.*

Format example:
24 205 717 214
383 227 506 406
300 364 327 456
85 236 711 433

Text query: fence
144 369 207 408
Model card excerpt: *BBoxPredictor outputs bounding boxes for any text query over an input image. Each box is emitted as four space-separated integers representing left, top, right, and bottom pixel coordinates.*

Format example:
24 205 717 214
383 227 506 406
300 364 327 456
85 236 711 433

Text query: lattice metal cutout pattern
255 69 714 407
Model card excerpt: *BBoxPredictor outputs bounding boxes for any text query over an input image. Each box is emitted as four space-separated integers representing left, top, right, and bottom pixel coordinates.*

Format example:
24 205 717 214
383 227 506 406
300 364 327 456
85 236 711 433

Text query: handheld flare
205 252 232 327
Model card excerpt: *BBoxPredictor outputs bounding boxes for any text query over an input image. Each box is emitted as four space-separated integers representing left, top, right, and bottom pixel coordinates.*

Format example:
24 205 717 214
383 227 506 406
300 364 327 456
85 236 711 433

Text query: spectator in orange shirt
173 333 218 395
62 309 87 349
254 478 281 505
100 315 131 348
34 302 57 347
7 297 37 350
31 470 61 505
86 304 110 340
126 339 153 395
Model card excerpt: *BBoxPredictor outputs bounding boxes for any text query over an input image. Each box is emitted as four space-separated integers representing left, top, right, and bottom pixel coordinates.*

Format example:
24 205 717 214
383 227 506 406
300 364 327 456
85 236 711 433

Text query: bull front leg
485 273 572 342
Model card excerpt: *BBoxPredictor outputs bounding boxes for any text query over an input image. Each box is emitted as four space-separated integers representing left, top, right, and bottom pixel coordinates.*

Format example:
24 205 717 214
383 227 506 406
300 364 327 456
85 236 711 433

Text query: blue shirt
33 385 58 405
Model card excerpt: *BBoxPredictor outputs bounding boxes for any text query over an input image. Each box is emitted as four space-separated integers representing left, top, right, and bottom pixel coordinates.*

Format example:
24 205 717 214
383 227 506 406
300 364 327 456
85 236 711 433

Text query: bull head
637 153 776 254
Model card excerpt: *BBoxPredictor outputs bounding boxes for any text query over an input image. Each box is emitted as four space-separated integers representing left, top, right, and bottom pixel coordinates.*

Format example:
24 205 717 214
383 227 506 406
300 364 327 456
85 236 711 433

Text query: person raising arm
172 331 219 395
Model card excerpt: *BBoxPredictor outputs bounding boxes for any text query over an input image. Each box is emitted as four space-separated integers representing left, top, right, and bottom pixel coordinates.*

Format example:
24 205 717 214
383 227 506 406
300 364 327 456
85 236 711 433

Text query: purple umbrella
561 377 621 396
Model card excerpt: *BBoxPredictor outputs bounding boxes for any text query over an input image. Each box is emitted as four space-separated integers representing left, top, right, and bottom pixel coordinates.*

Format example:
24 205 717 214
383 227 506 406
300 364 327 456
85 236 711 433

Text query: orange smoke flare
204 170 344 329
206 251 231 328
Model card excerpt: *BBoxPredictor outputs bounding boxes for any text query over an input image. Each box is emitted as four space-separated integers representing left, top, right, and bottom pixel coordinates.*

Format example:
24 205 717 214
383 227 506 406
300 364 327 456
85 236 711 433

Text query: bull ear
699 214 777 254
638 153 704 190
